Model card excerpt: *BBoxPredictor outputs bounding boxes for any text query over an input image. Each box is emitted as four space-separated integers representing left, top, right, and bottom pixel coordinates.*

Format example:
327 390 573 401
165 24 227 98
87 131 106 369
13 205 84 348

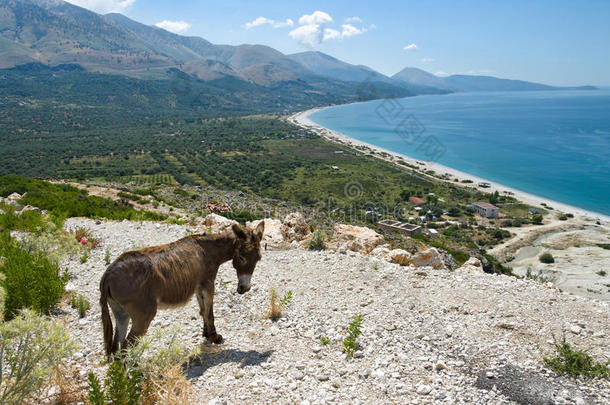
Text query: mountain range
0 0 596 117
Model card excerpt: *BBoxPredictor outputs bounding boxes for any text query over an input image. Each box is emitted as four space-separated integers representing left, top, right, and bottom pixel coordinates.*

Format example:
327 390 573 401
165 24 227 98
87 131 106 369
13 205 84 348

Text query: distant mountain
288 51 390 83
0 0 594 121
289 52 449 95
392 67 452 91
392 67 596 92
442 75 596 92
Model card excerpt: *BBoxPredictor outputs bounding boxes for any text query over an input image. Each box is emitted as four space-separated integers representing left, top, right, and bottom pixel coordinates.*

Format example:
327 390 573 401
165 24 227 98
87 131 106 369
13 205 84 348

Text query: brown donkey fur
99 222 264 357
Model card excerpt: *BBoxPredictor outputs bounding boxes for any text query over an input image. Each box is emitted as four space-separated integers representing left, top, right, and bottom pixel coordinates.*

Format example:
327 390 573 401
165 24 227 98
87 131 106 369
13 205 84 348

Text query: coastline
289 106 610 225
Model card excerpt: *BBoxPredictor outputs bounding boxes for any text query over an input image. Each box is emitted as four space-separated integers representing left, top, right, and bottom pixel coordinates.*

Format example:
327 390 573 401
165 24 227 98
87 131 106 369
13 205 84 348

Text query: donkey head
232 222 264 294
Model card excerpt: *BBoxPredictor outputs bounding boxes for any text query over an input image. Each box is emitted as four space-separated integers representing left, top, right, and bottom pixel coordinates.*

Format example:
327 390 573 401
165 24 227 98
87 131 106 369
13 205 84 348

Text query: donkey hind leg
196 287 223 344
123 303 157 350
108 298 130 355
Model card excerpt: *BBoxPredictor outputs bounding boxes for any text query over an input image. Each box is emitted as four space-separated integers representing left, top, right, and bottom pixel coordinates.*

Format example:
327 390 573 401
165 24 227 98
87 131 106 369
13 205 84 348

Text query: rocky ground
60 218 610 404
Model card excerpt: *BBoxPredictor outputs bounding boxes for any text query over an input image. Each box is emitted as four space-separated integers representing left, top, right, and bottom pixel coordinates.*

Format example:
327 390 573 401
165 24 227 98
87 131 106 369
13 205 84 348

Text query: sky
65 0 610 86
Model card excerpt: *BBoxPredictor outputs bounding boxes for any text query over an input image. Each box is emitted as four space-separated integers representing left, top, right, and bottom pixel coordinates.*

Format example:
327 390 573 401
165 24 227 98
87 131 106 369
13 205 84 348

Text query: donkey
99 222 264 356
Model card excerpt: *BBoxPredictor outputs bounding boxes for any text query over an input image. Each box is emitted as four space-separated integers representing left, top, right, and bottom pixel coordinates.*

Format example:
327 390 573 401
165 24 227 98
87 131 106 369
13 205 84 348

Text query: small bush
320 336 331 346
307 230 326 251
597 270 607 277
90 327 197 405
80 251 88 264
219 210 262 224
265 288 283 320
70 293 91 318
264 289 293 321
539 252 555 264
0 309 75 404
104 248 111 265
343 314 363 357
0 209 45 233
88 361 142 405
0 234 68 319
532 214 544 224
280 290 293 307
543 335 609 378
72 227 99 250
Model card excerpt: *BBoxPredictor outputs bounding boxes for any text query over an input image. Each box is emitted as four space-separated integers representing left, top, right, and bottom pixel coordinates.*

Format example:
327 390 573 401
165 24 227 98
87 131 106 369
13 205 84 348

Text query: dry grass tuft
41 367 88 404
264 288 292 321
265 288 283 320
141 365 197 405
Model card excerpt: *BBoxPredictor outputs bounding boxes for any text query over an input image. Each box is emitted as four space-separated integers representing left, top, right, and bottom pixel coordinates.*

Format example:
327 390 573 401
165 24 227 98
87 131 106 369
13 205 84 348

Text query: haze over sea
309 89 610 216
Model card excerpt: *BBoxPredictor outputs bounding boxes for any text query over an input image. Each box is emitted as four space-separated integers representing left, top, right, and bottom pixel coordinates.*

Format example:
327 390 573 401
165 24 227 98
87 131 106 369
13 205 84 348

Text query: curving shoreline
289 106 610 225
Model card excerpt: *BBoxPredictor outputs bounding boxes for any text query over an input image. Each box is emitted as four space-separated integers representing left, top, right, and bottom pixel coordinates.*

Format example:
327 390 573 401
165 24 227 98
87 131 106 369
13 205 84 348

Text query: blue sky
67 0 610 86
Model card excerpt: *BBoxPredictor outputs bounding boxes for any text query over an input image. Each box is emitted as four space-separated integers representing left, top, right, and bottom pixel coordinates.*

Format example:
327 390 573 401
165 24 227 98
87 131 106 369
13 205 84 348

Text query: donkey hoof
209 334 224 344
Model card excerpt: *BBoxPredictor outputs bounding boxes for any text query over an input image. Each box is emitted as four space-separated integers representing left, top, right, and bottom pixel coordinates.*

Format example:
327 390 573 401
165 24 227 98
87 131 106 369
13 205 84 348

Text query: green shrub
80 251 89 263
539 252 555 264
0 309 75 404
88 361 142 405
0 176 164 222
219 210 262 224
320 336 331 346
280 290 293 307
70 293 91 318
544 335 609 378
532 214 544 224
90 327 197 405
343 314 363 357
172 188 189 197
0 209 45 233
0 235 68 319
307 230 327 251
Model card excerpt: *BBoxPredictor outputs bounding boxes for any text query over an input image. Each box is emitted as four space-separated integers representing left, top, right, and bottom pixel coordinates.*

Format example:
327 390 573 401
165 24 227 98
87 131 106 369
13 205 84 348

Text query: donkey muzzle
237 275 251 294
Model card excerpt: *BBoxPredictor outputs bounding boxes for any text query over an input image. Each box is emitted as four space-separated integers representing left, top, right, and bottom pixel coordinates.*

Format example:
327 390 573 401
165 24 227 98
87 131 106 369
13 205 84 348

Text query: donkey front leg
197 284 223 344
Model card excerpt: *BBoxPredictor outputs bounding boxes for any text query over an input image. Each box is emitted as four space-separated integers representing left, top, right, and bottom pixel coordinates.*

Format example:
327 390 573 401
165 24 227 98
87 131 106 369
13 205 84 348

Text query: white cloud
403 43 419 51
345 16 363 23
155 20 192 34
290 11 368 47
65 0 135 14
341 24 366 38
244 17 294 29
290 24 325 48
323 28 341 41
298 11 333 25
421 58 435 63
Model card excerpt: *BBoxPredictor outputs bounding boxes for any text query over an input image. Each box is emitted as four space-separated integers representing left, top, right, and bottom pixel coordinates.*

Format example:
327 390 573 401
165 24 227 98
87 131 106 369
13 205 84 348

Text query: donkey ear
255 221 265 240
232 223 246 239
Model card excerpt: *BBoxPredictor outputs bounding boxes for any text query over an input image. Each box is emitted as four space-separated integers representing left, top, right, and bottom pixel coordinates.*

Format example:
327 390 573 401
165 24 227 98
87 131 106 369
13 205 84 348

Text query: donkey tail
99 273 114 357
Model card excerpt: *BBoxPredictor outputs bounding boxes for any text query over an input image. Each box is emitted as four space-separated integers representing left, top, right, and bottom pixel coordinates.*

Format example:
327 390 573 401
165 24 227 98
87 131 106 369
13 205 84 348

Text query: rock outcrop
456 256 485 273
203 213 238 233
409 248 447 270
281 212 311 242
388 249 412 266
331 224 384 254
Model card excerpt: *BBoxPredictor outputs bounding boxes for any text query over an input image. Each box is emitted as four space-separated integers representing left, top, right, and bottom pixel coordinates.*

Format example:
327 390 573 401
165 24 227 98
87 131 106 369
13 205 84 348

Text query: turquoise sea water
309 90 610 216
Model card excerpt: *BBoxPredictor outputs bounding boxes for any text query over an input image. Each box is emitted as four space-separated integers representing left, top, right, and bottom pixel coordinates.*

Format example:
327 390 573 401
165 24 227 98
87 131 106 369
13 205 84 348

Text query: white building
471 202 500 218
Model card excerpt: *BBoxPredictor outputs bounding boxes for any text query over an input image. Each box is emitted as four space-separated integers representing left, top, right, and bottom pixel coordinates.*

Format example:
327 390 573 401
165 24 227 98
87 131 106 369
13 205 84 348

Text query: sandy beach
289 107 610 225
289 106 610 301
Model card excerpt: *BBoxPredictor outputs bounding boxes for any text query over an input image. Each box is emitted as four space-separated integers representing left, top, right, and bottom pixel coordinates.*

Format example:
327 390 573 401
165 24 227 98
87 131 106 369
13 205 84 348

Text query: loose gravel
61 218 610 404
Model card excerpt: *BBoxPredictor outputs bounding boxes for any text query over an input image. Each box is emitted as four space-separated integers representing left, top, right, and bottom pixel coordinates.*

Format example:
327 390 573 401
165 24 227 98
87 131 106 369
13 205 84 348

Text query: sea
309 89 610 216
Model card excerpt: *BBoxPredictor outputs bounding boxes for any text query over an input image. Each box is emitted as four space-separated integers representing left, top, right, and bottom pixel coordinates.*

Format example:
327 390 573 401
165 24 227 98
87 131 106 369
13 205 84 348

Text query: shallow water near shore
309 89 610 216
